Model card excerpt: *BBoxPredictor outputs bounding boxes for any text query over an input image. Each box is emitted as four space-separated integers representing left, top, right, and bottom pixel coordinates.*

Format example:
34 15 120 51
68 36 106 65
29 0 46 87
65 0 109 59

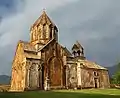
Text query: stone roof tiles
78 59 107 70
30 11 57 30
19 40 37 52
18 40 40 59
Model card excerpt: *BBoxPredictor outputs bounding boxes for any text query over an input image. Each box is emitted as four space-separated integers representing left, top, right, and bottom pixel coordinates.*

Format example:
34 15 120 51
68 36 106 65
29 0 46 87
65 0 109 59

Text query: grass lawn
0 89 120 98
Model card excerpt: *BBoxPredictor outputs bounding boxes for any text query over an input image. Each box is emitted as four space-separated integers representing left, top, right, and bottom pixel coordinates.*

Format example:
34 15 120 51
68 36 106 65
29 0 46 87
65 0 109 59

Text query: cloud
51 0 120 66
0 0 78 75
1 0 120 75
0 0 79 47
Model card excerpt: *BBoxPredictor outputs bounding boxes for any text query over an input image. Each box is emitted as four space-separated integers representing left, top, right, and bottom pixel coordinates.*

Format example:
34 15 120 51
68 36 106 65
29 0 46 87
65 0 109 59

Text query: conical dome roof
31 10 57 30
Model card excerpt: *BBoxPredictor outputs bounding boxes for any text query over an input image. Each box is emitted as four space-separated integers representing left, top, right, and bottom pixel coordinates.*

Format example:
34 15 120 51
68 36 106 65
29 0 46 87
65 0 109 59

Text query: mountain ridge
0 75 11 85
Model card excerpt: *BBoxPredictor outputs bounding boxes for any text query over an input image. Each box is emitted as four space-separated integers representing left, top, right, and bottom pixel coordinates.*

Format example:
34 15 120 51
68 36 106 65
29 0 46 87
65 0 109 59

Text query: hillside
0 75 10 85
107 65 117 78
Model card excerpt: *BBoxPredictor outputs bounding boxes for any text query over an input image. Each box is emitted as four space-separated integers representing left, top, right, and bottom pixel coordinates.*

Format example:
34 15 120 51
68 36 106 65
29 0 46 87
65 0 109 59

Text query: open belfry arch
10 10 110 91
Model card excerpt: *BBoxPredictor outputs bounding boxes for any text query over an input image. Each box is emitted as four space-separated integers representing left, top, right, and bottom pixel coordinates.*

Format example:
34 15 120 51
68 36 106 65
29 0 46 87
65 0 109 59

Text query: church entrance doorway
94 78 99 88
29 64 38 89
49 57 62 87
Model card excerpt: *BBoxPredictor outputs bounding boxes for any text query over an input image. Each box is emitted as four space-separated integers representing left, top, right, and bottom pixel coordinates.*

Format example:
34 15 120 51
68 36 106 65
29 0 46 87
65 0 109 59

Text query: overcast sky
0 0 120 75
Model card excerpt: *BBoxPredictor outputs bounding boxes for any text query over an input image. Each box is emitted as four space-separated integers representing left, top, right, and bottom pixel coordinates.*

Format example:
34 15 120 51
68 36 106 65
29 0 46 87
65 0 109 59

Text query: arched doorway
29 64 38 89
48 57 62 87
94 72 99 88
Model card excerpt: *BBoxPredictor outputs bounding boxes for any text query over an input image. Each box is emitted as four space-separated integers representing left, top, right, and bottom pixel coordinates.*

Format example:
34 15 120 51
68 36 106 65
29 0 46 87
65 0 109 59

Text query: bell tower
72 41 85 59
30 10 58 49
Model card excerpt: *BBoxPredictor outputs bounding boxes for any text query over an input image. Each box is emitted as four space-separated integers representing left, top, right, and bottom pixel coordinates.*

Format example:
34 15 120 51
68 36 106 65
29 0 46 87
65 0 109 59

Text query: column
66 65 69 89
77 63 82 88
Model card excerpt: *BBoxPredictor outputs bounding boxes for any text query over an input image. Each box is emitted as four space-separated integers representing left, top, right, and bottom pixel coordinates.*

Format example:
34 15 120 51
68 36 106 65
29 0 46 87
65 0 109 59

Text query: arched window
77 50 81 56
72 51 76 57
43 24 46 39
94 71 98 76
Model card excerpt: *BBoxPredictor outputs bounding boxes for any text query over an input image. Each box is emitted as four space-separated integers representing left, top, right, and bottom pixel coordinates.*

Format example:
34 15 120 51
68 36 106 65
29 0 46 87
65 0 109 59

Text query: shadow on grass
0 91 120 98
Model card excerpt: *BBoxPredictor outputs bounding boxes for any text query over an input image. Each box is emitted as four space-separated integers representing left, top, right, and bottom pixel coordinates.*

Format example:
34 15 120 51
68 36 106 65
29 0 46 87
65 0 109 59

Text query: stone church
10 11 110 91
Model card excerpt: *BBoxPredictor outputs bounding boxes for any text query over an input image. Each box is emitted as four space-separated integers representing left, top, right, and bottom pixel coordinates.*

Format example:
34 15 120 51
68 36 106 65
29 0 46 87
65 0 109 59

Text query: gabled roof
30 11 57 30
19 40 37 52
61 46 72 56
37 38 72 57
78 59 107 70
18 40 40 59
38 38 55 52
67 56 107 70
72 41 83 50
76 41 83 49
72 44 79 50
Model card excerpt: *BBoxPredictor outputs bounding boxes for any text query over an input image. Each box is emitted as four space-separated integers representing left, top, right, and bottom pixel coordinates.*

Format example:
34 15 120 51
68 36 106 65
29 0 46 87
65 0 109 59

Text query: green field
0 89 120 98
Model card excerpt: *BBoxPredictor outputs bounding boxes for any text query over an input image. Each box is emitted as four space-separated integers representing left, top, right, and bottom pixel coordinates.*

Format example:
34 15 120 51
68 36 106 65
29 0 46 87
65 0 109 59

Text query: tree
111 62 120 85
